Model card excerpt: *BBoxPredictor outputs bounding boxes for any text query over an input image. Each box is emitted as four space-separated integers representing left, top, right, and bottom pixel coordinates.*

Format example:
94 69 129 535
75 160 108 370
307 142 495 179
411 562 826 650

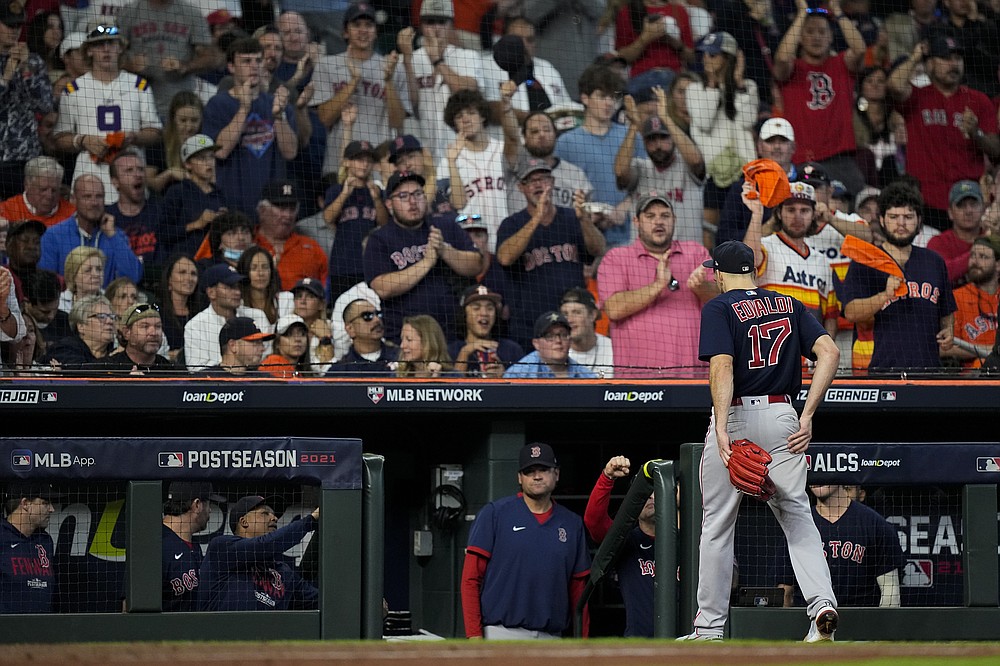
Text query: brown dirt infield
4 641 1000 666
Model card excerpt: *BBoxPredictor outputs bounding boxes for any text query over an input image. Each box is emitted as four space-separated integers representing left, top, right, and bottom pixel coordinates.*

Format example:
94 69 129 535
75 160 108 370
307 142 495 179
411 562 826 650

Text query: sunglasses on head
88 25 120 39
124 302 159 327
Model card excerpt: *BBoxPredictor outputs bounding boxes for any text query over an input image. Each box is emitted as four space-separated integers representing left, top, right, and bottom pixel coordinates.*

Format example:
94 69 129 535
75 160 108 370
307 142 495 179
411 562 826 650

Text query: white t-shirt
438 137 509 252
409 44 485 160
55 71 162 204
311 51 409 176
569 333 615 378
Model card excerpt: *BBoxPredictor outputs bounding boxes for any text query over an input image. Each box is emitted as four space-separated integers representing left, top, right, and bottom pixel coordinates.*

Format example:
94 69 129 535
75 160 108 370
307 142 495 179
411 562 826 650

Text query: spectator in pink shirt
597 194 717 377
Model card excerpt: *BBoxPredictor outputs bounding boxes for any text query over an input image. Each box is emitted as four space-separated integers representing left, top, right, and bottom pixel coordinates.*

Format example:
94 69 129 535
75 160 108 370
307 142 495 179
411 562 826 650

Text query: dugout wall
0 438 382 642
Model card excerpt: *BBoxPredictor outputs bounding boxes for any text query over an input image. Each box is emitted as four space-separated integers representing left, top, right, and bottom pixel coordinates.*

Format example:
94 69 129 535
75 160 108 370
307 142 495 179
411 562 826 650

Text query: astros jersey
758 232 836 325
0 519 56 613
952 282 999 369
807 222 854 330
466 494 591 635
55 71 162 204
840 245 956 370
699 286 828 397
161 524 202 612
777 500 904 607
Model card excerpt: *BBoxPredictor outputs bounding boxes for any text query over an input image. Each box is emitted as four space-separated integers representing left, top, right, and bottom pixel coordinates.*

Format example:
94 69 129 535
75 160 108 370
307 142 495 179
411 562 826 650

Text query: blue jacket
39 215 143 287
503 351 597 378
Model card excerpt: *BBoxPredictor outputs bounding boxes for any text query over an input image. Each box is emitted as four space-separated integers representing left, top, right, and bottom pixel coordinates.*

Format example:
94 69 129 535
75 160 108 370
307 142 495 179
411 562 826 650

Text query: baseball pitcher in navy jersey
682 233 841 642
1 483 59 613
584 455 656 637
461 443 591 639
161 481 223 611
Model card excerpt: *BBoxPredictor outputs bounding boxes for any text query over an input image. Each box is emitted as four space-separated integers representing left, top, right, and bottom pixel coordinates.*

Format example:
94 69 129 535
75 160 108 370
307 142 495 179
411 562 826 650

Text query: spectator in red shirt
928 180 986 285
614 0 693 78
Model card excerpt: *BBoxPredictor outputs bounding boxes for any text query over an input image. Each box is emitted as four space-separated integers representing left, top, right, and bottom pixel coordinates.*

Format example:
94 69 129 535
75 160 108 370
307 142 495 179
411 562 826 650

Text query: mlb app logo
367 386 384 405
12 449 32 470
977 457 1000 473
159 452 184 468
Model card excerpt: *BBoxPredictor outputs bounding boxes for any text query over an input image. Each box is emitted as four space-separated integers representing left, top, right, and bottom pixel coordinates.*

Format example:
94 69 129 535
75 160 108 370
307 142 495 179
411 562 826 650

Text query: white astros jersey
759 232 835 324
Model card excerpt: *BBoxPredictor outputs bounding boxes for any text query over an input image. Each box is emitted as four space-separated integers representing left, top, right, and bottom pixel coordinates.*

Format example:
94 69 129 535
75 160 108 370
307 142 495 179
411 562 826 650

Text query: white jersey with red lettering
759 232 836 325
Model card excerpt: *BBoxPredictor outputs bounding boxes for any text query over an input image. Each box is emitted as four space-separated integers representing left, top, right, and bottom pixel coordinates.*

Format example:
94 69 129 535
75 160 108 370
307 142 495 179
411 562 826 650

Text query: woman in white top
686 32 758 247
237 246 293 355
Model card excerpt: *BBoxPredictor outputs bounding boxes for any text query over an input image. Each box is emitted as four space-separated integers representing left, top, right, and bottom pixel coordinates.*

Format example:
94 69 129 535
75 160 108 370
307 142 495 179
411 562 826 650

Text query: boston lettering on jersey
332 79 387 99
524 243 579 272
824 540 866 563
730 294 796 323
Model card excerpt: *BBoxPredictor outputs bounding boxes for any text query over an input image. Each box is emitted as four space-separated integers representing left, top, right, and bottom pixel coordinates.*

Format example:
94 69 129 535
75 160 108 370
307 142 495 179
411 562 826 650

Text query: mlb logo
159 452 184 468
12 449 32 469
902 559 933 587
977 457 1000 473
804 454 812 470
881 391 896 401
40 392 58 402
367 386 384 404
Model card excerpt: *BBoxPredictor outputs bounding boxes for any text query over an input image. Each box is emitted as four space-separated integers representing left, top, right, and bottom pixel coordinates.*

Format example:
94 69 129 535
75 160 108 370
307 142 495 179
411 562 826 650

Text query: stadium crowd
0 0 998 378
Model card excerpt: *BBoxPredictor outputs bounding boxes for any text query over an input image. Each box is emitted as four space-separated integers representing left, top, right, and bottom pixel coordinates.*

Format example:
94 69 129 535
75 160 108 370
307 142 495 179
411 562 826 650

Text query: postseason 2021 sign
2 437 362 489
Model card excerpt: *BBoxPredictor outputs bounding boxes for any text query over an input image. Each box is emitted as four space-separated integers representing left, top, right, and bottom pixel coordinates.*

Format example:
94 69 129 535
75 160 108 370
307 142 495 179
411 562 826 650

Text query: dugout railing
678 442 1000 641
0 438 385 642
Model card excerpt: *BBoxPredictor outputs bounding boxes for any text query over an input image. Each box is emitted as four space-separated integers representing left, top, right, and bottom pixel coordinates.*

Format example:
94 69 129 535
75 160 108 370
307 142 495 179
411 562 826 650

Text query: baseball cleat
676 630 723 641
804 606 838 642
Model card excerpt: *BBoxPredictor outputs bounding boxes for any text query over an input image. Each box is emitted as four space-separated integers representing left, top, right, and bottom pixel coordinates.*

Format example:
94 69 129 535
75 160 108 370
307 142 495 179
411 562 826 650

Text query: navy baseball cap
796 162 830 187
219 317 273 347
344 2 376 27
532 310 570 338
229 495 267 533
385 170 426 196
5 482 63 502
388 135 422 163
703 241 754 274
343 140 375 160
519 442 558 471
292 277 325 299
202 263 245 288
516 156 552 182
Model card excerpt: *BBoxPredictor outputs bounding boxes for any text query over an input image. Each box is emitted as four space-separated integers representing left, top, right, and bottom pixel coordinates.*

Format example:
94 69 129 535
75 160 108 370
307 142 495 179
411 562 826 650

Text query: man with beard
584 455 657 637
462 442 591 639
614 102 705 244
363 170 482 341
1 483 59 613
160 482 223 611
326 298 398 375
599 194 715 378
842 183 956 371
39 175 143 287
888 31 1000 230
449 284 522 378
53 24 162 205
507 111 592 213
496 157 605 349
108 149 161 284
743 181 838 337
943 236 999 368
105 302 174 373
